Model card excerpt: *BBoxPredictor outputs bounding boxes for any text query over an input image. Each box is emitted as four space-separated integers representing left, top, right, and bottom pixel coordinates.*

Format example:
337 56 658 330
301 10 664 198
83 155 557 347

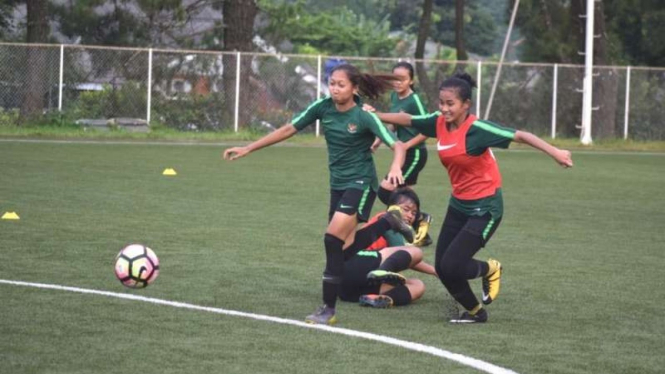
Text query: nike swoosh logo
437 142 457 151
340 204 354 209
322 119 333 124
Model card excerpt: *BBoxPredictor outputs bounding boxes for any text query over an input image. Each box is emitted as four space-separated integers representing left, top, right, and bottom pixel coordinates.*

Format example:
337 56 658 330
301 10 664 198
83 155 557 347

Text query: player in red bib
370 73 573 323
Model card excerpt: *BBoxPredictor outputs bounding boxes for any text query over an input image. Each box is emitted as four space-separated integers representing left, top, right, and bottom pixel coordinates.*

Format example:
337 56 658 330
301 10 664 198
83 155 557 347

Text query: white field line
0 279 519 374
0 138 664 156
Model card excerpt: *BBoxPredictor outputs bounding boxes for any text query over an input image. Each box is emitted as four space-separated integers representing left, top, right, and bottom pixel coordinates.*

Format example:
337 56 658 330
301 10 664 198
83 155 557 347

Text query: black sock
384 285 412 306
323 233 345 308
377 185 393 205
343 219 391 261
379 250 412 272
450 288 481 311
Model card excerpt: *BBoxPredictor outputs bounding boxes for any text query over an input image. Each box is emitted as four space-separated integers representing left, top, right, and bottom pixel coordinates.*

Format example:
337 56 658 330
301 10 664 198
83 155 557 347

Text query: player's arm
370 124 395 152
225 98 323 161
367 112 406 185
514 131 573 168
373 112 414 127
403 133 428 150
385 141 406 186
223 124 297 161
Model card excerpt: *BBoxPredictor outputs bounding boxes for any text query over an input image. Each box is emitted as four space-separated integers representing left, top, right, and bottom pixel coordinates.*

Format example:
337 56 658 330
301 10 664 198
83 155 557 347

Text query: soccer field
0 140 663 374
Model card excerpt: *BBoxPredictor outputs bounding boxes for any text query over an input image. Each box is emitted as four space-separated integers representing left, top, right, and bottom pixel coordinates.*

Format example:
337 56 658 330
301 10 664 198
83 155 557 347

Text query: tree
258 0 398 56
222 0 258 128
415 0 439 110
0 0 20 39
20 0 49 123
513 0 634 138
454 0 468 71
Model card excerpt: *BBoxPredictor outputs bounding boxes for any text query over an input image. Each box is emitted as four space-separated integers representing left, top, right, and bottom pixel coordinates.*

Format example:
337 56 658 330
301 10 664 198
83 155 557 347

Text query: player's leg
402 148 432 247
377 179 396 206
439 213 502 323
342 190 414 260
339 251 382 303
361 278 424 308
434 207 484 321
366 245 423 286
306 190 360 325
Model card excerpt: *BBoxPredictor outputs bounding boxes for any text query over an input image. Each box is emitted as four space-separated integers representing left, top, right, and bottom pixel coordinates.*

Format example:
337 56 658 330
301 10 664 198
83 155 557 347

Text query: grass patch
0 141 663 373
1 122 665 151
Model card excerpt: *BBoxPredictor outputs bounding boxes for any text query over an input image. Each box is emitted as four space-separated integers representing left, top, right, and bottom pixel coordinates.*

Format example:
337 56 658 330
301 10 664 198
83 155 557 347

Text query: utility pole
580 0 596 145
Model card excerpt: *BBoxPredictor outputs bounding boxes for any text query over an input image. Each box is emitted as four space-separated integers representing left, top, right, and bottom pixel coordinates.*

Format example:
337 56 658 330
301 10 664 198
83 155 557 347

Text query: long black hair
388 188 421 211
330 64 399 100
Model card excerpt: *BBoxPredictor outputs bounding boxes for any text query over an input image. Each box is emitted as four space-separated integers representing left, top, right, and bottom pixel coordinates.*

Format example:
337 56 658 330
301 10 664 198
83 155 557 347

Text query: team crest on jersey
347 123 358 134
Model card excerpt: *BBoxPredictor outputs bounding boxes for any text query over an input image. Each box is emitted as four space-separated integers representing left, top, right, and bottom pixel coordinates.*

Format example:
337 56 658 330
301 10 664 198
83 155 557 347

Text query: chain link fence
1 42 664 140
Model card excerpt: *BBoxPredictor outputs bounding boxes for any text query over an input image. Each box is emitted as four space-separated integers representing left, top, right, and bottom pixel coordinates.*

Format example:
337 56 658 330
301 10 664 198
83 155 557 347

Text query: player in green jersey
371 62 433 247
224 64 412 325
368 73 573 323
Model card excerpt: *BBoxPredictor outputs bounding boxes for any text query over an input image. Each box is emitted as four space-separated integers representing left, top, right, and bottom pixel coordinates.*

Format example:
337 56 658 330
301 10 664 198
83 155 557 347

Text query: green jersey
291 97 397 190
390 91 427 149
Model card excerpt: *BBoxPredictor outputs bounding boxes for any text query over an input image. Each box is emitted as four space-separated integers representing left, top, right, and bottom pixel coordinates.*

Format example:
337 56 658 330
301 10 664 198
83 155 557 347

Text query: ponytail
439 72 477 102
331 64 399 100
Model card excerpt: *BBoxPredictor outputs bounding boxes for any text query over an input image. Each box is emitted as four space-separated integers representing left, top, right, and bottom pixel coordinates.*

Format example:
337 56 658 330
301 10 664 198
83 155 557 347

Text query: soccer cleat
359 294 394 308
482 259 502 305
366 269 406 286
305 304 337 325
384 206 415 243
449 308 488 323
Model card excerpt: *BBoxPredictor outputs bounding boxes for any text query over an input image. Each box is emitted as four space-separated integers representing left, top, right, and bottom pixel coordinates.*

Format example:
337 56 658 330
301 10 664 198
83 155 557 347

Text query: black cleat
384 206 415 243
359 294 394 308
449 308 488 324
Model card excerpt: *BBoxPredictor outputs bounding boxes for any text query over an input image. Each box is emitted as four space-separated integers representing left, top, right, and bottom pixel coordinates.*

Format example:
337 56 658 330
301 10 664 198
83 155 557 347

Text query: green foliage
258 0 398 56
0 107 19 126
151 93 227 131
62 84 147 121
514 0 665 66
51 0 186 47
512 0 578 63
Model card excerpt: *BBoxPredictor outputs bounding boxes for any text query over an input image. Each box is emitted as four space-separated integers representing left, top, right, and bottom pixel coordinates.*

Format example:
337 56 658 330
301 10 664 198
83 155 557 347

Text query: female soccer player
340 189 437 308
372 62 432 247
369 72 573 323
223 64 412 325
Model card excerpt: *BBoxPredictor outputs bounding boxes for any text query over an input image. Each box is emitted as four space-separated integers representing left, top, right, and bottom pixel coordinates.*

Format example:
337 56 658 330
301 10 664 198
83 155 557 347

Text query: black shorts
339 251 382 302
402 147 428 186
328 187 377 223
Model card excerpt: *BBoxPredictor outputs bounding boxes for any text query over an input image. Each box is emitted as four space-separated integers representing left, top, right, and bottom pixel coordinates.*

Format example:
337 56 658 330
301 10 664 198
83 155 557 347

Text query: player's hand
553 149 573 168
370 139 382 153
223 146 250 161
362 103 376 112
386 167 404 186
412 213 432 246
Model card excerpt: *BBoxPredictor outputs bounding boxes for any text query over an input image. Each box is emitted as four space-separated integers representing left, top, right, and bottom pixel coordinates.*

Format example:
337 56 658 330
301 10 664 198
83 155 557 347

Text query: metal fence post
316 55 322 137
476 60 481 116
234 51 241 132
146 48 153 124
58 44 64 111
624 66 631 140
551 64 558 138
